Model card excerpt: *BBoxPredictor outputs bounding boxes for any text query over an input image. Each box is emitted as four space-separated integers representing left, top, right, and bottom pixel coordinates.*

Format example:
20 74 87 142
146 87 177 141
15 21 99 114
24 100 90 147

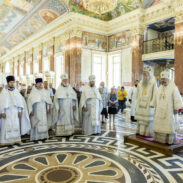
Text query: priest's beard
142 76 150 87
62 83 68 87
90 84 95 87
8 85 15 91
36 86 43 90
162 81 169 87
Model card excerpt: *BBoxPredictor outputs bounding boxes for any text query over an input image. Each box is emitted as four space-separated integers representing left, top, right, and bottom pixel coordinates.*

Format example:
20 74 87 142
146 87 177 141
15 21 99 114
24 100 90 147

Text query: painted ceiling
0 0 69 57
69 0 162 21
0 0 161 57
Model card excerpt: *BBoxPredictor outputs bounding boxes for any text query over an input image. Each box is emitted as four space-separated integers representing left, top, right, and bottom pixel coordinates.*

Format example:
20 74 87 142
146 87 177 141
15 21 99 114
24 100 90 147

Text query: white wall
54 52 65 88
81 48 132 90
81 49 107 86
108 48 132 90
121 48 132 84
81 49 92 82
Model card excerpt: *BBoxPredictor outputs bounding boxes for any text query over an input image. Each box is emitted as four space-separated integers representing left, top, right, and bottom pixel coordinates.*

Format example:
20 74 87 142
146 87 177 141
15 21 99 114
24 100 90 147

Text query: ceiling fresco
0 0 162 57
69 0 162 21
0 0 69 56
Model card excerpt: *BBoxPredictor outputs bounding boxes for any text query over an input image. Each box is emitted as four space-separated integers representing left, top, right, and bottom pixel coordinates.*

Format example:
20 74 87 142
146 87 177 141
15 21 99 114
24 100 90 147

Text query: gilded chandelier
83 0 118 15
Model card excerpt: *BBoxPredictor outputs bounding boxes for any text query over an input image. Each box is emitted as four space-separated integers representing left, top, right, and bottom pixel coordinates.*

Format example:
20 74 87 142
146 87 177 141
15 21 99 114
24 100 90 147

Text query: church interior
0 0 183 182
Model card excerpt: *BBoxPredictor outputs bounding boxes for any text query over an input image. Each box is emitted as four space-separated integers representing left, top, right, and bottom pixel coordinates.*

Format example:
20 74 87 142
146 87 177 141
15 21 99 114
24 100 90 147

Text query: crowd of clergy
0 65 182 146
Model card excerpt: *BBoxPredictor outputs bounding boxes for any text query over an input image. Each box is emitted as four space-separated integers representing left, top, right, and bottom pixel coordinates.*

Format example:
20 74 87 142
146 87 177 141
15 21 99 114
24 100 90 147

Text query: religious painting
69 0 162 21
29 19 44 32
3 0 34 12
0 0 68 55
82 32 107 51
40 9 59 24
142 0 161 8
109 30 132 51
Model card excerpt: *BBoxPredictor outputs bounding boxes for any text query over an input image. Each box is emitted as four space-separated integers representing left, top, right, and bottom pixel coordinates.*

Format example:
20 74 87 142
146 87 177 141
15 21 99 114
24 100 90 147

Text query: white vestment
53 84 79 136
135 77 157 137
0 88 31 145
152 81 183 144
44 88 53 129
129 86 137 117
28 86 52 141
79 85 103 135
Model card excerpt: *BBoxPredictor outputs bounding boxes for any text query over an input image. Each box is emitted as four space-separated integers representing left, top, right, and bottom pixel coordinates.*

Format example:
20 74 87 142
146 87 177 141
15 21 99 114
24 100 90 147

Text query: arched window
5 62 10 73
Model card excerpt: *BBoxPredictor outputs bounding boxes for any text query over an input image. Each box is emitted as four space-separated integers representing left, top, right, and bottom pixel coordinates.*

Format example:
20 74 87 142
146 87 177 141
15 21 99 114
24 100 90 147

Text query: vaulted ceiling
69 0 161 21
0 0 69 57
0 0 161 57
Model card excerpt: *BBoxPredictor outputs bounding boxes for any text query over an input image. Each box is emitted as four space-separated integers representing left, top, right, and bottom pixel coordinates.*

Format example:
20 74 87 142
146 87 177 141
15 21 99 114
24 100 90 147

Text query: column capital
64 27 83 40
130 25 146 36
70 28 83 39
175 12 183 24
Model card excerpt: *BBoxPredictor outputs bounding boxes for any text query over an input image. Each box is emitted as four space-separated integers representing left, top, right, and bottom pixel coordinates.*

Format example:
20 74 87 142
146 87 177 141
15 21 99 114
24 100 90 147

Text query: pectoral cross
142 86 147 96
159 87 166 100
142 89 147 95
159 93 166 100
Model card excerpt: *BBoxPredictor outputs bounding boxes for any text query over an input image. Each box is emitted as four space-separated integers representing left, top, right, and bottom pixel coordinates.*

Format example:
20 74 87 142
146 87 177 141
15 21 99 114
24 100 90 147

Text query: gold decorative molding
70 28 83 38
175 12 183 24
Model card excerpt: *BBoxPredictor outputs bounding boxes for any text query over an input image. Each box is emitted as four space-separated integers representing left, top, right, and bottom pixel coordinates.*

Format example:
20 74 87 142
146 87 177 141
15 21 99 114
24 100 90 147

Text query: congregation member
135 65 157 137
99 87 107 123
0 83 4 93
53 74 78 136
108 88 118 123
0 76 31 146
100 82 108 95
100 81 108 120
79 75 103 135
44 81 54 101
129 80 139 122
79 81 84 92
152 70 183 144
117 86 127 113
28 78 52 141
27 86 32 96
49 83 56 95
73 83 82 105
15 81 21 91
20 86 27 99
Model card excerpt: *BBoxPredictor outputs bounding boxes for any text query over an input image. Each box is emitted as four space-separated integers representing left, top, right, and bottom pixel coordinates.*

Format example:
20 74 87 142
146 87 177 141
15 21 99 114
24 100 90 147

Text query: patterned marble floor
0 114 183 183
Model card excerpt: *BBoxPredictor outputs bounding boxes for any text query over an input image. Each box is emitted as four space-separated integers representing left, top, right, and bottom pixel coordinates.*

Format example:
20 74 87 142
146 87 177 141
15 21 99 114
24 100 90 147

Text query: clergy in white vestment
128 80 139 122
0 76 31 146
152 70 183 144
135 66 157 137
53 74 78 136
43 81 54 129
28 78 52 141
79 75 103 135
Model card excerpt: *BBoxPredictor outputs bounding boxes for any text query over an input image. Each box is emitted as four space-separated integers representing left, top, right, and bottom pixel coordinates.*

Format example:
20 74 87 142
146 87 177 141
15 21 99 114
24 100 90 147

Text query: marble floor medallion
0 120 183 183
